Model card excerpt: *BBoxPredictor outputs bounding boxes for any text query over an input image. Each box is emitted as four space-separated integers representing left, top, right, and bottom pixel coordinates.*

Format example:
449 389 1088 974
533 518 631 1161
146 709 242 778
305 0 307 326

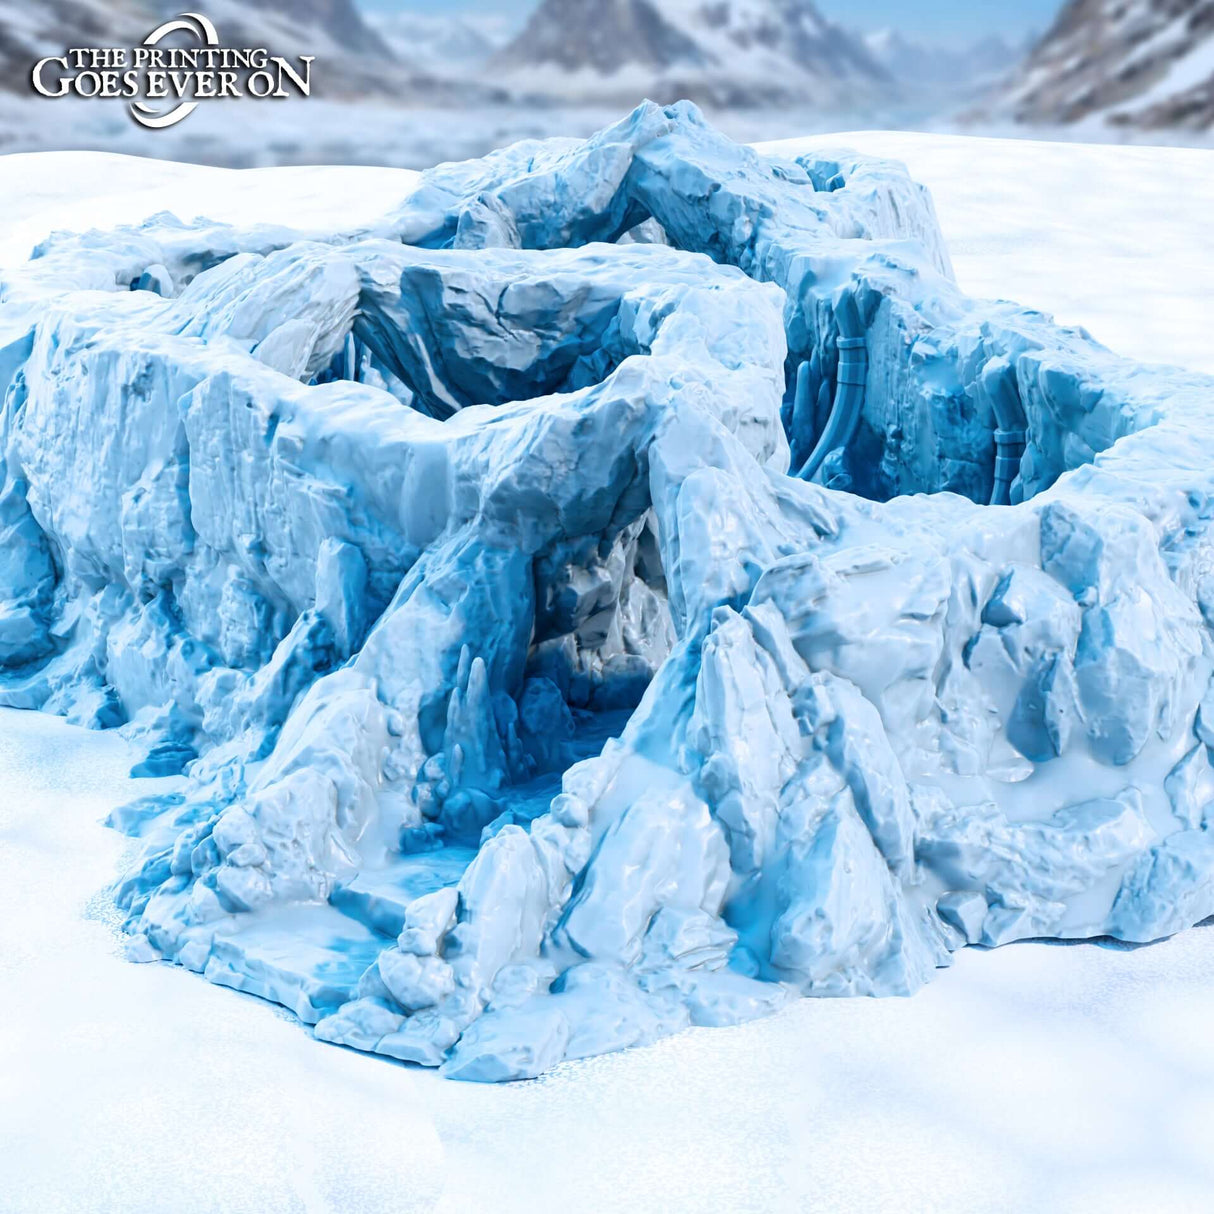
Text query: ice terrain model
2 103 1214 1082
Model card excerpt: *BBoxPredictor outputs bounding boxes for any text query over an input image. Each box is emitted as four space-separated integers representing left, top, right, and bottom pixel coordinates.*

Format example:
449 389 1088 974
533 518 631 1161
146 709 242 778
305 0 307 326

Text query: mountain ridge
489 0 898 109
975 0 1214 131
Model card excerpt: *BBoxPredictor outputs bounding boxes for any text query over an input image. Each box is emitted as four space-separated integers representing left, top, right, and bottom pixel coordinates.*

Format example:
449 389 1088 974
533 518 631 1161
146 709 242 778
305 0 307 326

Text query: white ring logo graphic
130 12 220 129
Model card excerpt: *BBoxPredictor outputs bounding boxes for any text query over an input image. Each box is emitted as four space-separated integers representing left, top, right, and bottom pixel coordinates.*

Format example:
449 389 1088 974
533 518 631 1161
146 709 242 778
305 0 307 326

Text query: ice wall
2 102 1214 1081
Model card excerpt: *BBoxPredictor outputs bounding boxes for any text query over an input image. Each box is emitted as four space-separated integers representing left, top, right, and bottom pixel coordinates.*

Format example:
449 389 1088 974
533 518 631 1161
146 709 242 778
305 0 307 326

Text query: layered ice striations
3 102 1214 1080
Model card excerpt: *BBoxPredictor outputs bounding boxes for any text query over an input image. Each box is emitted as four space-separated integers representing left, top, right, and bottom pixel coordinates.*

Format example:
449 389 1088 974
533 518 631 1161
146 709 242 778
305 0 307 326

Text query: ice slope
3 103 1214 1082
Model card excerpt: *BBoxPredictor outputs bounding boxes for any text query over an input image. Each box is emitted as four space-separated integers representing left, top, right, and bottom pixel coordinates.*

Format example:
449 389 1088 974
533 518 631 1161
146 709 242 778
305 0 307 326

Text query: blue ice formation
3 102 1214 1080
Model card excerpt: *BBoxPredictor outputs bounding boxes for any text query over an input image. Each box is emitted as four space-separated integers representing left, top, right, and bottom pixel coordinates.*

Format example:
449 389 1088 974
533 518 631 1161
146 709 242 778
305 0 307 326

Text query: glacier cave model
3 103 1214 1081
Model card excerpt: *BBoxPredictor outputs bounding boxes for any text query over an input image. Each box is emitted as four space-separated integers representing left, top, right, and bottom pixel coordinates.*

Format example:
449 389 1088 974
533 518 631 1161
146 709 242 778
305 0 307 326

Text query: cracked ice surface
2 103 1214 1082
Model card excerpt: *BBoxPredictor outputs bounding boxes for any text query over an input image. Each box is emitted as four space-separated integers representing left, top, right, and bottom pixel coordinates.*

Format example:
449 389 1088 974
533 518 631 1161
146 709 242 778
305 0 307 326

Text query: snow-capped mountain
0 0 394 93
863 27 1018 91
367 11 511 73
196 0 399 95
0 0 147 93
230 0 393 61
979 0 1214 131
0 0 511 105
490 0 897 109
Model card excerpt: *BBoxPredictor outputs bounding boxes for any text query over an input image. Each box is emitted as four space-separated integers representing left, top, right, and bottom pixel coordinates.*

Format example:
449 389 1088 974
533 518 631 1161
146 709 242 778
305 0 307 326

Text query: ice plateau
2 101 1214 1082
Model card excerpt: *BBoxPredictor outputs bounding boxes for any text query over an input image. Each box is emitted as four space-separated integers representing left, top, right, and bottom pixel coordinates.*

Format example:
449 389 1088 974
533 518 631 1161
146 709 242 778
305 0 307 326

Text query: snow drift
3 102 1214 1081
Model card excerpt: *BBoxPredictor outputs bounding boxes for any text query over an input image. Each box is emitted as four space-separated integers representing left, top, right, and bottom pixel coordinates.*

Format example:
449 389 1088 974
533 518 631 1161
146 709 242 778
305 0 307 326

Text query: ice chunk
4 102 1214 1080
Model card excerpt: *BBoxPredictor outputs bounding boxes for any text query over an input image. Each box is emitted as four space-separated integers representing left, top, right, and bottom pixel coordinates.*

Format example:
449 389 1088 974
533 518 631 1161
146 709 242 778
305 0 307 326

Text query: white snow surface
0 154 421 271
755 131 1214 377
2 131 1214 1212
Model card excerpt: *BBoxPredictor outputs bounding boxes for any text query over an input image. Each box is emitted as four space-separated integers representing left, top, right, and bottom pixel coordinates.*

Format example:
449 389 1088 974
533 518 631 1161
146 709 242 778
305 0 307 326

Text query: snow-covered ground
2 132 1213 1214
0 153 421 269
757 132 1214 376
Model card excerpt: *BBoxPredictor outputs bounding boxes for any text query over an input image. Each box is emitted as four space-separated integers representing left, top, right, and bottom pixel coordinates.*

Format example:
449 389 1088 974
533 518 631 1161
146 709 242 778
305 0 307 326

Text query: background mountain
0 0 508 104
975 0 1214 132
0 0 397 94
196 0 401 97
3 0 1214 167
232 0 393 61
367 10 511 73
489 0 898 109
0 0 147 93
863 27 1021 93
